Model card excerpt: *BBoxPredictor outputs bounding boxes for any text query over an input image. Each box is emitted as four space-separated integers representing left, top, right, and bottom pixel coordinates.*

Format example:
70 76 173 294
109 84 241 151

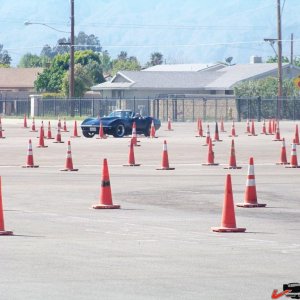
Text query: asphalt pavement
0 118 299 300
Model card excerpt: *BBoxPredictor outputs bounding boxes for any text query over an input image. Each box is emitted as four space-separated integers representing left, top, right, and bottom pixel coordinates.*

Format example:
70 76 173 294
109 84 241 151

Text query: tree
117 51 128 61
40 44 55 59
0 44 11 67
18 53 51 68
40 31 102 58
62 64 94 97
147 52 163 66
100 50 112 73
84 60 105 84
35 50 105 95
234 77 298 98
111 52 141 75
75 31 102 52
266 56 289 63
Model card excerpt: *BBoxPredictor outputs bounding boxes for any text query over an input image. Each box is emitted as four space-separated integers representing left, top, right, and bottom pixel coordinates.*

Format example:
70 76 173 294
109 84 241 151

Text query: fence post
54 98 56 116
173 99 178 121
27 98 30 117
203 99 207 121
293 97 296 121
247 98 250 120
182 99 185 121
257 96 261 122
164 98 169 121
192 99 195 122
276 96 279 120
225 99 228 121
133 96 136 112
236 98 241 122
214 99 217 121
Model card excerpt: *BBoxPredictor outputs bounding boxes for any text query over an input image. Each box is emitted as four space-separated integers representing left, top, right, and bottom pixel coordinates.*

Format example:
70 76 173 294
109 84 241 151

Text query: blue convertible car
81 110 161 138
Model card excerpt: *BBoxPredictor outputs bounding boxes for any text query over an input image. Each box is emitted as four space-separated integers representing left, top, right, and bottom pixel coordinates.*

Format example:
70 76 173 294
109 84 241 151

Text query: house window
112 90 123 98
225 90 234 95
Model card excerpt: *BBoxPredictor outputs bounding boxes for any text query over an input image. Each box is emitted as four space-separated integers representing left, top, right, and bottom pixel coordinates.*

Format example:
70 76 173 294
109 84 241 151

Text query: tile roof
92 63 300 91
0 68 43 89
205 63 290 89
143 63 218 72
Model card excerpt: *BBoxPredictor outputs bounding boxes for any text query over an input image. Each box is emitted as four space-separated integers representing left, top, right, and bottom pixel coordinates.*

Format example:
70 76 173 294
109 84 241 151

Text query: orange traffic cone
203 124 213 146
248 119 257 136
150 120 157 138
0 117 3 132
260 119 267 135
273 119 276 134
237 157 266 208
202 138 219 166
131 122 140 146
22 139 39 168
294 125 300 145
0 121 5 139
0 177 13 236
46 121 54 139
92 158 120 209
58 118 62 130
213 122 222 142
37 121 46 138
276 138 288 165
245 119 250 133
23 113 28 128
156 140 175 170
60 141 78 171
268 119 273 135
123 139 141 166
220 117 226 132
196 118 203 137
285 140 300 168
62 118 69 132
166 117 173 131
96 121 107 139
228 120 238 137
71 120 80 138
273 121 283 141
37 126 48 148
224 139 242 169
30 117 38 132
53 126 64 143
211 174 246 232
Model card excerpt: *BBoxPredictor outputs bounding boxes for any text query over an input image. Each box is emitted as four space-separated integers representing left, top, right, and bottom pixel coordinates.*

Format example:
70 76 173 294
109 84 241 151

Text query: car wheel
144 124 151 137
113 123 125 137
82 131 96 138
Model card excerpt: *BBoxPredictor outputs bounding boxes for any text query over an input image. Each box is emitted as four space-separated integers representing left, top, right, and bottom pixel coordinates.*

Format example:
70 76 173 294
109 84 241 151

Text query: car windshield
109 111 133 118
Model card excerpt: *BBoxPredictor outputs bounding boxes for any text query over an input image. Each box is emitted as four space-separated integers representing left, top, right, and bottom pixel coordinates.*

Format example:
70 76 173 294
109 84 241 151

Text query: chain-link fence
2 96 300 121
236 97 300 121
0 96 236 121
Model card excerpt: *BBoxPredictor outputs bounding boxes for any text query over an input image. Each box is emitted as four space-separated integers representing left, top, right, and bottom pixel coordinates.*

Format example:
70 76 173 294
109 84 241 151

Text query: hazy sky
0 0 299 65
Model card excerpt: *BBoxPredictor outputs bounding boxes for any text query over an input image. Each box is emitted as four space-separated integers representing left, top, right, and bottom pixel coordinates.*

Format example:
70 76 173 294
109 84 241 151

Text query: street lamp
264 36 283 119
263 38 278 56
24 21 70 34
24 0 75 102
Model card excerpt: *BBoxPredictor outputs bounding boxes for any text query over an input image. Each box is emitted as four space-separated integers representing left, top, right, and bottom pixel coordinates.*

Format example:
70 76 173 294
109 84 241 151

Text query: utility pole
70 0 75 99
277 0 283 118
291 33 294 65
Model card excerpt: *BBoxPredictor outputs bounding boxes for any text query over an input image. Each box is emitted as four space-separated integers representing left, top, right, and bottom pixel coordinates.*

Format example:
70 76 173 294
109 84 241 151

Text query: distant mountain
1 0 300 66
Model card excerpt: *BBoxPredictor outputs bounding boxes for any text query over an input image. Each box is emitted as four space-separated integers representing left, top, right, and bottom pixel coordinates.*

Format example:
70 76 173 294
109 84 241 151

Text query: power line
76 22 266 31
4 38 300 52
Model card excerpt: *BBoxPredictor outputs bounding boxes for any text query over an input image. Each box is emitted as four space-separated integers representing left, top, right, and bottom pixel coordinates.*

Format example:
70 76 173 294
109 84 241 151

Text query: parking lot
1 118 300 300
